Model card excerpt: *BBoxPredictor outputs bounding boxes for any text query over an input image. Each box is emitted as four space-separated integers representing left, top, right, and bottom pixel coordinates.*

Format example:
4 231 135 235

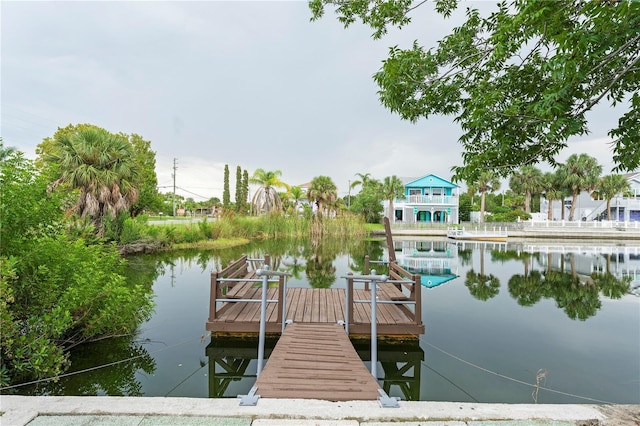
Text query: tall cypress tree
235 166 242 212
223 164 230 212
242 170 249 215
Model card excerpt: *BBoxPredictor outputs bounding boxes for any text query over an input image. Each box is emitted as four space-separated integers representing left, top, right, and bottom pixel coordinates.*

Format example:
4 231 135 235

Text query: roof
403 174 458 189
622 172 640 182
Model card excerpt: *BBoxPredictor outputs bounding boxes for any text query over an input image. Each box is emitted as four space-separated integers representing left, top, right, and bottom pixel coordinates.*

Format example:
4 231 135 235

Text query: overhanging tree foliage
310 0 640 181
0 153 153 386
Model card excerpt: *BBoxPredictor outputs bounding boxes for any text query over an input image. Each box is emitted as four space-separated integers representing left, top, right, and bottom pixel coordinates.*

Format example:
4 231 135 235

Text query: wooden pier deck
206 219 424 402
253 323 381 400
207 285 423 337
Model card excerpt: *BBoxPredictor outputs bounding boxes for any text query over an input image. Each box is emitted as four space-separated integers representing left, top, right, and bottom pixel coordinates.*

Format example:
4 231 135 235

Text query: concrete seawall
1 395 639 425
382 224 640 240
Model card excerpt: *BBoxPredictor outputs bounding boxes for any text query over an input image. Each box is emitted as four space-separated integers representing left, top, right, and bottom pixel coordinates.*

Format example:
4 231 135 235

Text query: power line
0 333 208 391
418 336 615 404
175 186 212 200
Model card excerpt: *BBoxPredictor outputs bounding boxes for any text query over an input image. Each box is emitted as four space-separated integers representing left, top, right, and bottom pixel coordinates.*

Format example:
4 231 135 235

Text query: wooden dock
253 323 381 400
206 225 424 402
206 254 424 337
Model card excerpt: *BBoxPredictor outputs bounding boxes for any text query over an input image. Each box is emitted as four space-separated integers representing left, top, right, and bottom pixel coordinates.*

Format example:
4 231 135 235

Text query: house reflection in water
392 239 461 288
206 337 424 400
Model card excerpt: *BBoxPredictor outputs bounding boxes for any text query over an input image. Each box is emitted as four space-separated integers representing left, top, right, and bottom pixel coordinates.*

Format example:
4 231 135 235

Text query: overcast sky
1 1 624 201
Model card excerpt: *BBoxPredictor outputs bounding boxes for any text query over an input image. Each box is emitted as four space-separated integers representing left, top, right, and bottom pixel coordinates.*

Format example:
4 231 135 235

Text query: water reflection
391 240 457 287
14 237 639 404
351 340 424 401
15 336 155 396
394 238 634 319
206 337 278 398
305 238 338 288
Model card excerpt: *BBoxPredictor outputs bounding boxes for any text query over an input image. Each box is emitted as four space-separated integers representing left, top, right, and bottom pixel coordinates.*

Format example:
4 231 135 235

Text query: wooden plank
353 289 372 324
311 288 320 323
254 323 380 401
225 271 258 299
319 287 329 322
208 285 423 338
285 287 299 322
378 283 408 301
329 288 344 323
293 288 307 323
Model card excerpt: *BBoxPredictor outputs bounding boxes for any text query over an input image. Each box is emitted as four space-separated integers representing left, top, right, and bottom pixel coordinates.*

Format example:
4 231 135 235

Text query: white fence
525 220 640 229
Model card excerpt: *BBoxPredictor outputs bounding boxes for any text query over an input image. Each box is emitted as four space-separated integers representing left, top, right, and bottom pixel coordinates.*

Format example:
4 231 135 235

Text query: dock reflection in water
206 337 424 401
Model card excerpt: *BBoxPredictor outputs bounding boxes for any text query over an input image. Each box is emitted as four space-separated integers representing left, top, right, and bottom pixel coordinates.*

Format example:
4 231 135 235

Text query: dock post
256 266 269 377
370 269 378 379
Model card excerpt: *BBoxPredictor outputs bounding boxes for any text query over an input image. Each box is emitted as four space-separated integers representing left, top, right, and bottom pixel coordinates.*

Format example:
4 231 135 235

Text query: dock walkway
253 323 381 401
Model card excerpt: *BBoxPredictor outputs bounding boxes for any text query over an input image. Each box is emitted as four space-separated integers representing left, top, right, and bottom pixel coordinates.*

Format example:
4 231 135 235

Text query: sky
1 1 626 201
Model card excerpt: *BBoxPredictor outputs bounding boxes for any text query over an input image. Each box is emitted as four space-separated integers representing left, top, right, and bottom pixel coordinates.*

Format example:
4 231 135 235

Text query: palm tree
0 138 17 162
595 174 631 221
509 165 543 213
350 172 373 192
287 186 306 214
307 175 337 218
381 175 405 222
468 171 500 223
558 154 602 221
249 168 289 214
44 127 139 235
542 171 564 220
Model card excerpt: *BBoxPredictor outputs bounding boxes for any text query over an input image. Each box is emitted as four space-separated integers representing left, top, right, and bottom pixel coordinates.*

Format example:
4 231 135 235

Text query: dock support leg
371 270 378 379
256 267 269 377
377 388 400 408
238 386 260 406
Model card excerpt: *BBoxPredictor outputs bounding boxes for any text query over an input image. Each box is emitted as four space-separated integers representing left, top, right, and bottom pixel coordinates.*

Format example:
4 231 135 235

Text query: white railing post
255 266 269 377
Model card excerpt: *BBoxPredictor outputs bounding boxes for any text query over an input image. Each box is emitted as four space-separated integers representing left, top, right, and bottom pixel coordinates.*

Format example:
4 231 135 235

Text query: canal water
15 237 640 404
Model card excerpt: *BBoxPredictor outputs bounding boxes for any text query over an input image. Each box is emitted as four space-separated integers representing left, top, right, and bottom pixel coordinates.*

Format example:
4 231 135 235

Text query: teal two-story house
385 174 460 224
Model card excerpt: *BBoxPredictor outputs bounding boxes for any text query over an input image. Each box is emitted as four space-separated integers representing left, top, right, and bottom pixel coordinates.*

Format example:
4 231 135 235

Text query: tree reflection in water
464 248 500 301
493 248 632 321
15 336 155 396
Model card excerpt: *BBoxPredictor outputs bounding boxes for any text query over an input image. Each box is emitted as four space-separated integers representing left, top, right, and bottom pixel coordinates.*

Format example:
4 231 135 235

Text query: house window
395 209 403 221
432 188 442 196
408 189 421 196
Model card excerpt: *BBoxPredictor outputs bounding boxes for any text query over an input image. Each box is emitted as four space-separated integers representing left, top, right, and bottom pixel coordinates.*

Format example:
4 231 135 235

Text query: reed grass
120 213 370 249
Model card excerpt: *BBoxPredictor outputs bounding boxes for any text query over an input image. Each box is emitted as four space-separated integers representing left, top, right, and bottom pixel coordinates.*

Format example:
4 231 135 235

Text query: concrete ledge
0 396 617 426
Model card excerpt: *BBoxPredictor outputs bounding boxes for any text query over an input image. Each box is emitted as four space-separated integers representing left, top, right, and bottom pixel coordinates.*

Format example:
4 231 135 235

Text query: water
15 238 640 404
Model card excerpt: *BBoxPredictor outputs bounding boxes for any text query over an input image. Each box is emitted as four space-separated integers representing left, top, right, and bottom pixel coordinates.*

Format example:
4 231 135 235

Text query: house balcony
395 195 457 206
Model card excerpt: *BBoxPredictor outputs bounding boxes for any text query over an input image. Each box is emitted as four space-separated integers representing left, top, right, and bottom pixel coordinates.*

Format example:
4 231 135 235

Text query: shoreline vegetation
120 215 640 255
118 214 380 254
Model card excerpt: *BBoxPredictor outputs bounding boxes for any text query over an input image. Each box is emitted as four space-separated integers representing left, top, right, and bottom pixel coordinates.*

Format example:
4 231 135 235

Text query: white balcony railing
395 195 455 205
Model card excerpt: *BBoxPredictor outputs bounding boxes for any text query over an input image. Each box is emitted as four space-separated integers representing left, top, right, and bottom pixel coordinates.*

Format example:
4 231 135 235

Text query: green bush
486 209 531 222
0 153 154 386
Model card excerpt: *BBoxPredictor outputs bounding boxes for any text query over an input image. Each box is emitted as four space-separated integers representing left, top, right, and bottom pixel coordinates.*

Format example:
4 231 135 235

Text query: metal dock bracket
238 386 260 406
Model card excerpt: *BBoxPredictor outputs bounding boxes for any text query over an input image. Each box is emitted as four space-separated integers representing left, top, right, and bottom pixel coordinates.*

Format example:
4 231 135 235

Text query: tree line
468 153 632 223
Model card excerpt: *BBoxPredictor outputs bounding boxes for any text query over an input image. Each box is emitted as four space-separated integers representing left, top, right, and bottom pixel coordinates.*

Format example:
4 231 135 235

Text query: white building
384 174 460 224
541 172 640 221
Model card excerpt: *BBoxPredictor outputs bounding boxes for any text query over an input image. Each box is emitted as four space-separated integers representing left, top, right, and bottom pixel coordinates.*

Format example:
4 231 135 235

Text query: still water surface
18 238 640 404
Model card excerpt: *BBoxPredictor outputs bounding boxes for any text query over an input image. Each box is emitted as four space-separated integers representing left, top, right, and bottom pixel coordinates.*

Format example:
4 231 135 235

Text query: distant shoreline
379 225 640 241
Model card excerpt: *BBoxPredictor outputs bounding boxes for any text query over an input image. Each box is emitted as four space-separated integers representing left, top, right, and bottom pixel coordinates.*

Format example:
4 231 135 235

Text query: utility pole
172 158 177 216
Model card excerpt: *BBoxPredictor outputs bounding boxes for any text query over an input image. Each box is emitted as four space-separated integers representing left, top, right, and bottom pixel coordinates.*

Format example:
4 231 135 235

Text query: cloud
1 1 628 201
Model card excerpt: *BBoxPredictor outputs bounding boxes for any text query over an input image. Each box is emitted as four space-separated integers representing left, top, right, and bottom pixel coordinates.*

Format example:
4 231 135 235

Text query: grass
146 215 193 221
170 237 250 250
120 214 375 251
363 223 384 233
